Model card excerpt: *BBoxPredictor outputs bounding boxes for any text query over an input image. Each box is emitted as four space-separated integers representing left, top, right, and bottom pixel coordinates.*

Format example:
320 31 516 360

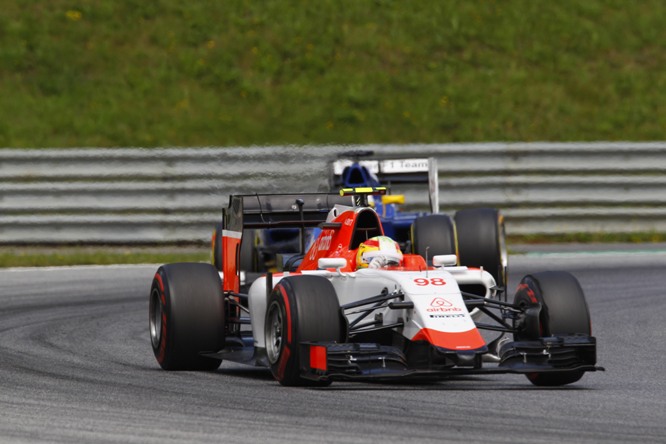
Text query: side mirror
433 254 457 267
318 258 347 270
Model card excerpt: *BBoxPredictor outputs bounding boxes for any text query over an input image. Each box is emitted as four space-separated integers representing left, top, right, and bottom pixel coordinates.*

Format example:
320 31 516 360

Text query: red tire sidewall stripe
277 284 293 345
276 283 293 381
154 272 168 364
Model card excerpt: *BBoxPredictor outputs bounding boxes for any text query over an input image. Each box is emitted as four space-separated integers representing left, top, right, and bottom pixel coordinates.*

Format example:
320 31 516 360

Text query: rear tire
149 263 225 370
410 214 457 266
513 271 591 386
265 275 342 386
455 208 507 287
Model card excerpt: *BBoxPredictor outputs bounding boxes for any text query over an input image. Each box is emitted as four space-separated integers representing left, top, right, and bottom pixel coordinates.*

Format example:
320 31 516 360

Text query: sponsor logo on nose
427 297 462 313
430 297 452 307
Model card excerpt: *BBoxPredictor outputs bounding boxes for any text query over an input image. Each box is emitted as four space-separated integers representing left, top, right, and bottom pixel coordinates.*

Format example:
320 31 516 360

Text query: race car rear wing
223 193 354 231
220 192 353 292
331 155 439 214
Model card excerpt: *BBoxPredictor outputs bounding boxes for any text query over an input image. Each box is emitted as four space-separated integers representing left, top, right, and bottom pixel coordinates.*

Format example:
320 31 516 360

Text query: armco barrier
2 143 666 243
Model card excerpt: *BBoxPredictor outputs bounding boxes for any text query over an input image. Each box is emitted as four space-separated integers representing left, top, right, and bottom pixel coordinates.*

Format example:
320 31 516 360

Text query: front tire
149 263 225 370
265 275 342 386
513 271 591 386
410 214 457 266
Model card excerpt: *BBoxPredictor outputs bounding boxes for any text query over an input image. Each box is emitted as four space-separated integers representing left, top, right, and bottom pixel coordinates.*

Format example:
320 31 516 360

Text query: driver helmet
356 236 403 269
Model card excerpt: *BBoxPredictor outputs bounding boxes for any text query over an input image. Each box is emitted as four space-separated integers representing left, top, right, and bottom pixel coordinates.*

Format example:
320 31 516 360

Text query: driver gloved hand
368 256 397 269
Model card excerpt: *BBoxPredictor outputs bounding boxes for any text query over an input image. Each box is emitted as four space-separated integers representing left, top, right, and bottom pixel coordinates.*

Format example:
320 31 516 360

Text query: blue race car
331 151 507 288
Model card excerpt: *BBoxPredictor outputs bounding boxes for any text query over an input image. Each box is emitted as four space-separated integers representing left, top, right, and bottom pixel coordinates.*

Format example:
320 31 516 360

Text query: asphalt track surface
1 251 665 443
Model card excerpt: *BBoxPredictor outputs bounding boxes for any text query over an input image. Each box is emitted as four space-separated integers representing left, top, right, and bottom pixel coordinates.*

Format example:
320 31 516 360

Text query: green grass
0 246 210 268
1 0 665 147
4 233 666 268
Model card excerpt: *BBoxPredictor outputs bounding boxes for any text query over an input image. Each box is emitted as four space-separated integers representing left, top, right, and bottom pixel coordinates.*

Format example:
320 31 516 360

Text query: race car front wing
299 335 602 381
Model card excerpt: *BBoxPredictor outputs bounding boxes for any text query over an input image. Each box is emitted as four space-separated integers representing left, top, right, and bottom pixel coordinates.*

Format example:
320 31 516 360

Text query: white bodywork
247 265 496 351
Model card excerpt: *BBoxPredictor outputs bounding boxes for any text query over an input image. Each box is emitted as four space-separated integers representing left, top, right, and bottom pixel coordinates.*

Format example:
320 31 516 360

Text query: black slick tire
455 208 507 288
513 271 591 386
264 275 342 386
149 263 225 370
410 214 457 266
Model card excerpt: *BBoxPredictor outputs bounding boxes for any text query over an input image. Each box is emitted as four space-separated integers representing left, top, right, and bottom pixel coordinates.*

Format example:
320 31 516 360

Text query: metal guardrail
2 143 666 243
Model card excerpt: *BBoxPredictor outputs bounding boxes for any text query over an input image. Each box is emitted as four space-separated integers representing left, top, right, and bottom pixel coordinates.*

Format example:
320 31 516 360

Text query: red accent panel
297 209 370 272
412 328 486 351
222 236 241 292
309 345 327 371
402 254 427 270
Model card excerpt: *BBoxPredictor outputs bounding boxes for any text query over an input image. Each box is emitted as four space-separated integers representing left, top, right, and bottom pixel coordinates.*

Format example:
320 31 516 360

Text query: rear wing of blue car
331 156 439 214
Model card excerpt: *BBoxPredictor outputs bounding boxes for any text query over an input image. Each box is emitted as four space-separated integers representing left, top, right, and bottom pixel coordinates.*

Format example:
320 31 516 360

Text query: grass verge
2 0 666 146
0 245 210 268
3 233 666 268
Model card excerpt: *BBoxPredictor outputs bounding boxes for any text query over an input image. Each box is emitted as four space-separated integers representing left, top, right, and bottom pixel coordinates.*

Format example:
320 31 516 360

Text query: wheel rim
149 288 163 349
265 301 284 365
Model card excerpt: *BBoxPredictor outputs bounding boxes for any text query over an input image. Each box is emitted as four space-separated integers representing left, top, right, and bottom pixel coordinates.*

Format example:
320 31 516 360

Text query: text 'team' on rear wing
331 157 439 214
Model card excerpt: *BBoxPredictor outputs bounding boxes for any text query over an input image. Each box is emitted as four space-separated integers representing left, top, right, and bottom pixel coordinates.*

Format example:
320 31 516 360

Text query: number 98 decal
413 278 446 286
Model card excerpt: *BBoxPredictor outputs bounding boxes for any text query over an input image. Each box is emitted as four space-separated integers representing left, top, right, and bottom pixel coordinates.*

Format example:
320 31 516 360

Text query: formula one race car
150 188 601 386
212 151 508 289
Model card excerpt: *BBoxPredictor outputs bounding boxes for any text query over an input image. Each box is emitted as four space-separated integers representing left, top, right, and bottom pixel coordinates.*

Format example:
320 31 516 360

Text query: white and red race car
149 188 601 386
